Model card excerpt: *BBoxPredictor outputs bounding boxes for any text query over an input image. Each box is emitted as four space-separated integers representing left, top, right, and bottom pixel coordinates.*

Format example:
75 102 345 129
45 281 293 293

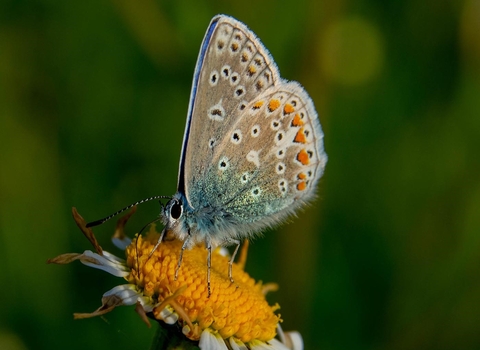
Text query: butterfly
87 14 327 294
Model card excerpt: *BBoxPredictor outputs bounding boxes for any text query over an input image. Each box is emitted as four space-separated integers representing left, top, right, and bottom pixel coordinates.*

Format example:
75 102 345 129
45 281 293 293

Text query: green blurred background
1 0 479 349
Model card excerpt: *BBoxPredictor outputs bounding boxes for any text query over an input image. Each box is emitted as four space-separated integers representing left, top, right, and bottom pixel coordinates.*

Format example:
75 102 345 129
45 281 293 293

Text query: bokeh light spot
319 16 385 86
460 0 480 67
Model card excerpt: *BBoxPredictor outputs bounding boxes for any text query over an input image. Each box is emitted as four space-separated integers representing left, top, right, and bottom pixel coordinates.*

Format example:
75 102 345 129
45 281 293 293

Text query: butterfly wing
178 15 280 195
178 15 327 237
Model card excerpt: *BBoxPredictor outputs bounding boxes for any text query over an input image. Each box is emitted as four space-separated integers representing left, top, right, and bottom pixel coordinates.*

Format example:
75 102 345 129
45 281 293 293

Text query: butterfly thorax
162 192 241 249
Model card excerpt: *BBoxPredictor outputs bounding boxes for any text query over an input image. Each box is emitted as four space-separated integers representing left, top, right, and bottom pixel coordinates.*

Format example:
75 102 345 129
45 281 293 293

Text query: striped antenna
86 196 171 228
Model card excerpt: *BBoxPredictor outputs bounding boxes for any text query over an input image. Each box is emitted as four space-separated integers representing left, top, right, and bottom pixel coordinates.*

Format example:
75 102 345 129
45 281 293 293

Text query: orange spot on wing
253 101 264 109
291 114 304 126
298 172 307 180
297 149 310 165
297 181 307 191
284 103 295 114
268 99 281 112
248 65 257 75
294 128 307 143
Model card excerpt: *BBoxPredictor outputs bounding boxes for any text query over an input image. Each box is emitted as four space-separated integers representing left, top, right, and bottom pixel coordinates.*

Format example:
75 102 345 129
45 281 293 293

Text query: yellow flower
49 208 303 350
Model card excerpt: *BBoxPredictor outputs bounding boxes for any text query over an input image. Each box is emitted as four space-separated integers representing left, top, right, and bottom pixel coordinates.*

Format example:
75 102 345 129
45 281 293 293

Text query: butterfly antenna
86 195 171 228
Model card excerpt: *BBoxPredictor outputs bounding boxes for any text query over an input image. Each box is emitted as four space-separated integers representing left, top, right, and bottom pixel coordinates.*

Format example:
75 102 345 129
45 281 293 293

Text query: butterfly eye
170 200 183 220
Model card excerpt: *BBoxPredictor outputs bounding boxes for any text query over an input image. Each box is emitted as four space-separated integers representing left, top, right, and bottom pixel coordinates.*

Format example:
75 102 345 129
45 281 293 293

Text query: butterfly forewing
182 17 278 204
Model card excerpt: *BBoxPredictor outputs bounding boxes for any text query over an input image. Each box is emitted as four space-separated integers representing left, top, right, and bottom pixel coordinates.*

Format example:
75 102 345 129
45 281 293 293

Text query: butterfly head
162 193 191 241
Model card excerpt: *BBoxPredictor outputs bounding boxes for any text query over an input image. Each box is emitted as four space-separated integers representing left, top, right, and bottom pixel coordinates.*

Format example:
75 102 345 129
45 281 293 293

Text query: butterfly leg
228 239 241 283
175 234 191 280
206 239 212 297
147 227 166 259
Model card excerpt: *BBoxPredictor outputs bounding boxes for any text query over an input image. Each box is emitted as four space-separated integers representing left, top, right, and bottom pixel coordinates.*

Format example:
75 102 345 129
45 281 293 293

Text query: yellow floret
125 228 280 342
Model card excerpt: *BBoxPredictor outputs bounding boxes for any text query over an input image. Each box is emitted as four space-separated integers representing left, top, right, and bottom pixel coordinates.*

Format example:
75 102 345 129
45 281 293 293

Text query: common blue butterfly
87 14 327 293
